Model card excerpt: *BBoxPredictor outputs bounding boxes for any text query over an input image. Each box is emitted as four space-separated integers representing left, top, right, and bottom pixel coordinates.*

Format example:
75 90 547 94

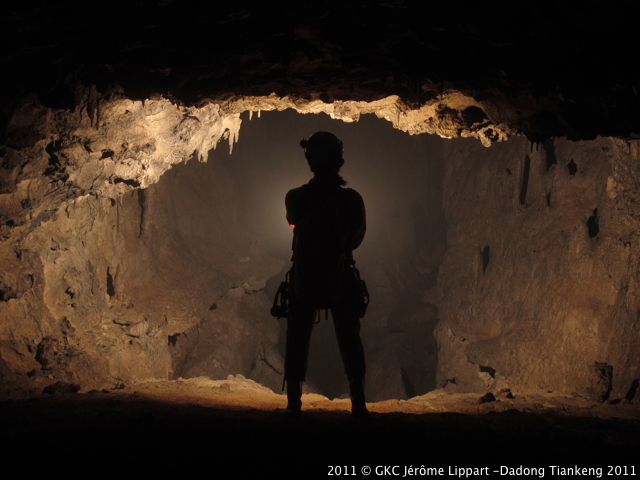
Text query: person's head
300 131 345 174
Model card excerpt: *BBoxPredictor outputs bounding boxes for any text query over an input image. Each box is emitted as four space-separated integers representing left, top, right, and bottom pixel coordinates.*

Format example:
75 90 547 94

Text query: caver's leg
282 300 315 416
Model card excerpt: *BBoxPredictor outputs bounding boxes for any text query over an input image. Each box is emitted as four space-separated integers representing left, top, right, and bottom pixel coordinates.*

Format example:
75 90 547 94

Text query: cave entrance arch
1 92 471 402
156 109 447 401
6 90 639 403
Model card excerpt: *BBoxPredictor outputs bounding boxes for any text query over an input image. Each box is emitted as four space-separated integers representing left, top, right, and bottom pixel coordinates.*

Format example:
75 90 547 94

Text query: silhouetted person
283 131 369 418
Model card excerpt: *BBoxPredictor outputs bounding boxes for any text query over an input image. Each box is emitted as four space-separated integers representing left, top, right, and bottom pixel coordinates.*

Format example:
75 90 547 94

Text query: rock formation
436 136 640 401
1 2 639 402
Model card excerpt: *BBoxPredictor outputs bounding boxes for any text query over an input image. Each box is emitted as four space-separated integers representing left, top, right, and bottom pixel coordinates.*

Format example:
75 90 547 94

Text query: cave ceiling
2 1 640 143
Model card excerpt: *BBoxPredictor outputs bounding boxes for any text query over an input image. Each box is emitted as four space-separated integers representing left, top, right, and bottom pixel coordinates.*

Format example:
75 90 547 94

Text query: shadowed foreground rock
0 377 637 478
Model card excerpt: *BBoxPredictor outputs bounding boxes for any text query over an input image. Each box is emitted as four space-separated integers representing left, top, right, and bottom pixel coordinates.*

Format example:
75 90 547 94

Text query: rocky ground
1 376 637 477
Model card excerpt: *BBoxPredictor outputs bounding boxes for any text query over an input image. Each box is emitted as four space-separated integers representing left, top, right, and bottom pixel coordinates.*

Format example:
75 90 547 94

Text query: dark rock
478 392 496 404
498 389 514 399
42 382 81 395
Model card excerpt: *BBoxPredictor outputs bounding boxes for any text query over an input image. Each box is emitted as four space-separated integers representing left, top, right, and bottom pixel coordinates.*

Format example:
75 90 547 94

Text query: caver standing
282 131 369 419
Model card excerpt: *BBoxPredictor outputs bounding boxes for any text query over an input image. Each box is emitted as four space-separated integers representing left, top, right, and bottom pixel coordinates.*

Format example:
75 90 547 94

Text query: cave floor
1 377 638 477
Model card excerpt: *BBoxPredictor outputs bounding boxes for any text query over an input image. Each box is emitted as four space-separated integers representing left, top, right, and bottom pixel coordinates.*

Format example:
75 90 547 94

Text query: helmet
300 132 344 173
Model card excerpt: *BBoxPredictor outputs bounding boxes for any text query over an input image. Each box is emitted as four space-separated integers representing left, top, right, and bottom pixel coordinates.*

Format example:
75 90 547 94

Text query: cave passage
2 8 640 467
9 93 638 408
163 109 448 401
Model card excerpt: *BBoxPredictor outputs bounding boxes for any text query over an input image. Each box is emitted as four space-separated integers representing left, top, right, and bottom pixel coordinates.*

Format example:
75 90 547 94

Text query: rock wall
0 149 284 396
3 1 640 402
2 85 640 402
436 136 640 400
354 130 446 402
0 89 452 399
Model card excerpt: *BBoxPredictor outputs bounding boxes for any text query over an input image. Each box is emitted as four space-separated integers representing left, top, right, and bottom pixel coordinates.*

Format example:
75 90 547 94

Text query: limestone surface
436 136 640 400
2 2 640 403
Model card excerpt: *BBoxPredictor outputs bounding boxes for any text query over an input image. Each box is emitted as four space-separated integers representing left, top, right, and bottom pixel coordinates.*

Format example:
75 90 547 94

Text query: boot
281 381 302 418
348 376 370 419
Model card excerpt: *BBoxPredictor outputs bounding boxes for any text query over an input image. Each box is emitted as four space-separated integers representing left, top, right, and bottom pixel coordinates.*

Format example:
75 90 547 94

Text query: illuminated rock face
1 89 640 401
0 93 260 393
0 136 284 393
436 136 640 400
2 2 640 400
0 92 449 397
